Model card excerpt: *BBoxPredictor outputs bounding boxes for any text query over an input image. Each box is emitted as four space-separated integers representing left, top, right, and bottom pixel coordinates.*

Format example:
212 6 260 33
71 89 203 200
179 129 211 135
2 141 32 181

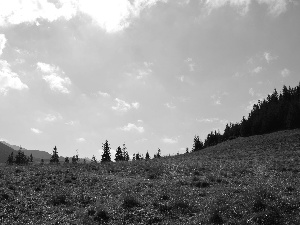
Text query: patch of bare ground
1 129 300 224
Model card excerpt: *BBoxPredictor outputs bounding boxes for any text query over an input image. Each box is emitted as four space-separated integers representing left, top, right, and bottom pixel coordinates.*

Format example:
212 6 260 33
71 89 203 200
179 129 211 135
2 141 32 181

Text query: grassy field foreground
1 129 300 224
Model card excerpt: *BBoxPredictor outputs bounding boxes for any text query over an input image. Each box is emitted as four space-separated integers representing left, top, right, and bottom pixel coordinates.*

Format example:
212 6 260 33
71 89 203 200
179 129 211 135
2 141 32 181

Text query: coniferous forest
193 82 300 150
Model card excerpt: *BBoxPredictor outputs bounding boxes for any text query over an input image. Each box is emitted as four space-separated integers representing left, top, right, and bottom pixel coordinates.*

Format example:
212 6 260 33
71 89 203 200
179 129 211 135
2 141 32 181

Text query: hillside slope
0 142 16 163
0 129 299 224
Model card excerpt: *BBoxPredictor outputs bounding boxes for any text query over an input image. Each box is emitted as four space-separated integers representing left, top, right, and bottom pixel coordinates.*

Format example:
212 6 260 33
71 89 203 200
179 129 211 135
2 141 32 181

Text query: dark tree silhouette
65 157 69 163
122 143 130 161
145 151 150 160
115 146 123 161
91 155 97 163
50 146 59 164
6 152 14 165
101 140 111 162
29 153 33 163
15 148 29 165
197 82 300 149
192 136 204 151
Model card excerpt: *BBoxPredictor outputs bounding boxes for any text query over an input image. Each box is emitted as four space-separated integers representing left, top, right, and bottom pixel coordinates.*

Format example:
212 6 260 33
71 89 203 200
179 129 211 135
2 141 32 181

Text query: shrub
122 195 140 209
93 209 110 223
209 209 224 224
51 194 67 206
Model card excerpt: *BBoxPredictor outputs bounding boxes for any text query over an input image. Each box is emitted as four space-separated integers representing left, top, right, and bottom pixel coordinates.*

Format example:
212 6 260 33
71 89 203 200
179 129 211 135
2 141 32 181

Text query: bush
51 194 67 206
122 195 140 209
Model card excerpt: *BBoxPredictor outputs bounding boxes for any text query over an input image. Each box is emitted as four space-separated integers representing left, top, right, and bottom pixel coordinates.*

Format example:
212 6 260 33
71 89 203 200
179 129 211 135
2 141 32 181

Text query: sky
0 0 300 159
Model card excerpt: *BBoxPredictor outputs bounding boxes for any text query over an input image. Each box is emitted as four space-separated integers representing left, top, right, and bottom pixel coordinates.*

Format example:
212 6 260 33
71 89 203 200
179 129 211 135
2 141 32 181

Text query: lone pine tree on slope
115 146 123 161
50 146 59 164
101 140 111 162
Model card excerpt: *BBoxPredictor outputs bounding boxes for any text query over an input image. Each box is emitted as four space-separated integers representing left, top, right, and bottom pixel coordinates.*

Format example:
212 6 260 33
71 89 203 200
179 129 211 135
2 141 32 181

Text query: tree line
192 82 300 151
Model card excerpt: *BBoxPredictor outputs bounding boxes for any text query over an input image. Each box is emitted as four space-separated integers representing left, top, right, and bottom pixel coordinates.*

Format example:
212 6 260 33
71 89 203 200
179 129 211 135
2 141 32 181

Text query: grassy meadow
1 129 300 224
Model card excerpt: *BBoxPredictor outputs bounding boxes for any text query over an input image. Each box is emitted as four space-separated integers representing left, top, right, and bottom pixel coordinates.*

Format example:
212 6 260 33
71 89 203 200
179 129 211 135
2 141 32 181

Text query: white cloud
0 60 28 95
43 113 62 122
264 52 278 63
37 62 71 94
184 57 195 72
281 68 290 78
112 98 139 112
165 102 176 109
249 88 255 96
203 0 291 16
31 128 42 134
76 137 86 142
137 119 143 123
98 91 110 97
257 0 288 16
0 34 6 55
196 118 219 123
0 0 77 26
203 0 251 15
131 102 140 109
196 118 228 125
162 137 178 144
252 66 262 74
120 123 144 133
77 0 167 33
112 98 132 112
65 120 79 126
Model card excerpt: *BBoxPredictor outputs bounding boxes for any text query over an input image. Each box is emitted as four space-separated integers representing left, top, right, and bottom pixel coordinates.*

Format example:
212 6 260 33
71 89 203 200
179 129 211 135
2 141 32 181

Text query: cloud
203 0 291 16
0 34 6 55
42 113 63 122
162 137 178 144
203 0 251 15
0 0 167 32
137 119 143 123
131 102 140 109
65 120 79 126
76 137 86 142
264 52 278 63
281 68 290 78
249 88 255 96
98 91 110 97
37 62 71 94
257 0 288 16
252 66 263 74
196 118 228 125
120 123 144 133
211 92 228 105
31 128 42 134
0 0 77 26
112 98 132 112
165 102 176 109
112 98 140 112
184 57 195 72
0 60 28 95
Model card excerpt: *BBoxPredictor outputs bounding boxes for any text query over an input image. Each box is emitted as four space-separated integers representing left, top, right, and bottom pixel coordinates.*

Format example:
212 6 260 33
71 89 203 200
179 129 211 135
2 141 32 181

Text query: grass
0 129 300 224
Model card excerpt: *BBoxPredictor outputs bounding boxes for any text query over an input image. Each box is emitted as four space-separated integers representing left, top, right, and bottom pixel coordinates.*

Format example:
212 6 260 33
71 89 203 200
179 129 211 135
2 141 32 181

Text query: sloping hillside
0 129 299 224
0 142 16 163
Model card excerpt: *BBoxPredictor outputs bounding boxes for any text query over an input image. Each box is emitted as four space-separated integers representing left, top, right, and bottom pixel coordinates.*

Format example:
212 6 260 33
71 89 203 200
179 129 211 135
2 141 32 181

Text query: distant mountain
0 141 89 163
0 141 64 162
0 142 17 163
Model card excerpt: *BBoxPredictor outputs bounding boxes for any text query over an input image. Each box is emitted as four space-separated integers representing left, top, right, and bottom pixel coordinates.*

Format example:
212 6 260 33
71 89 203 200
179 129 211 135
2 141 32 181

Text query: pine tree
115 146 123 161
29 153 33 163
91 155 97 163
132 153 136 161
15 148 28 165
65 157 69 163
72 155 77 164
145 151 150 160
101 140 111 162
185 147 189 154
50 146 59 164
7 152 14 165
192 136 203 151
122 143 129 161
41 159 44 165
154 148 161 158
